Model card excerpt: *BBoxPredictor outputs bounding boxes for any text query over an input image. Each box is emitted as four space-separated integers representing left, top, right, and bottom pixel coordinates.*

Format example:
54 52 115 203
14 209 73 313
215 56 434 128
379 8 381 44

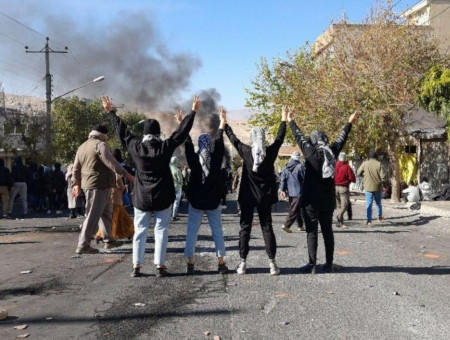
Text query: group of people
69 95 360 278
0 157 69 219
3 94 447 278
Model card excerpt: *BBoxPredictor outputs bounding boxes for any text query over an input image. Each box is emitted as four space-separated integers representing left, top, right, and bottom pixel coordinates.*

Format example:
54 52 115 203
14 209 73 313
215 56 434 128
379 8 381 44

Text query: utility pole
25 37 68 159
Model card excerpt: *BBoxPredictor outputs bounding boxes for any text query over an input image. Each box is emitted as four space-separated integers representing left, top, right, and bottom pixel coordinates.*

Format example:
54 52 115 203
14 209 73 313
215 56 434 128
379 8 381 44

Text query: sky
0 0 417 117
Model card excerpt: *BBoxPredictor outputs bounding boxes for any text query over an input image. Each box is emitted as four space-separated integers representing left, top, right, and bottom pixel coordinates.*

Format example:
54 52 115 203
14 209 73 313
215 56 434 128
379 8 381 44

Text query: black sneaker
156 266 169 277
321 263 343 273
131 267 143 277
299 263 316 274
218 263 229 274
186 263 195 275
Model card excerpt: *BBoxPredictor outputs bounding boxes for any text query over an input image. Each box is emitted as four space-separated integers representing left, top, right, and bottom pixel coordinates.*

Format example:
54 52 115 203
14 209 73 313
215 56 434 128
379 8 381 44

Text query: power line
0 10 46 38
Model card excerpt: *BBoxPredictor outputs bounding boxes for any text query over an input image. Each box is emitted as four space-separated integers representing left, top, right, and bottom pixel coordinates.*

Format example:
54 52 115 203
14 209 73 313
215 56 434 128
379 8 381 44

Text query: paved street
1 193 450 339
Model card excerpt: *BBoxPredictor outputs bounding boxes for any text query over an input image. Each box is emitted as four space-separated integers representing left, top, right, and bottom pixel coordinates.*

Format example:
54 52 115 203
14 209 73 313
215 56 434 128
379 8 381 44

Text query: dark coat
225 121 286 207
279 159 305 197
289 120 352 211
110 110 196 211
185 129 224 210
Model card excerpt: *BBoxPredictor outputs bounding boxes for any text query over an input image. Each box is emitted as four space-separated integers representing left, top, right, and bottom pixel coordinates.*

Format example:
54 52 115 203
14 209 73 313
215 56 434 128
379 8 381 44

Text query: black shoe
172 216 179 221
131 267 143 277
186 263 195 275
156 266 169 277
218 263 229 274
321 263 343 273
104 240 123 249
299 263 316 274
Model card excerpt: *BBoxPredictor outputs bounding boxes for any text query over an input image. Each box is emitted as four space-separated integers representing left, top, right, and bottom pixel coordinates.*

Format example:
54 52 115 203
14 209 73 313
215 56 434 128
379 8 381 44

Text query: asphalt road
1 193 450 339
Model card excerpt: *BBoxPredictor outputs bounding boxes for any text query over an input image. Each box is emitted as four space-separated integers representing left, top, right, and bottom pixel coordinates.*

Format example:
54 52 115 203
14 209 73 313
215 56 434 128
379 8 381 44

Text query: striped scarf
198 133 212 183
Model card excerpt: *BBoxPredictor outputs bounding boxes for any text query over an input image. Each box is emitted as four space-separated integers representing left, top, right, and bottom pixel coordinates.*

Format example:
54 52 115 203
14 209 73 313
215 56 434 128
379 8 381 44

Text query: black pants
303 207 334 266
239 202 276 260
284 195 303 228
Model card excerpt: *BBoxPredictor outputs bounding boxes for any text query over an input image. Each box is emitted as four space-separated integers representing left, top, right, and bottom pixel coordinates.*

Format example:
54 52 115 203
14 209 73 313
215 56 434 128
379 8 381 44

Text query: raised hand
192 95 200 112
219 106 227 129
102 96 114 112
175 109 183 124
281 105 288 121
349 110 360 124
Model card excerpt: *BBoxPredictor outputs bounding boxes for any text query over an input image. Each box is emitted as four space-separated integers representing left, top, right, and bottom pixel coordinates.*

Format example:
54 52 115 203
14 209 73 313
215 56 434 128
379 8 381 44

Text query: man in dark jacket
224 106 287 275
279 151 306 233
103 95 200 278
288 108 359 274
8 156 30 218
334 152 356 229
181 106 228 275
0 159 14 218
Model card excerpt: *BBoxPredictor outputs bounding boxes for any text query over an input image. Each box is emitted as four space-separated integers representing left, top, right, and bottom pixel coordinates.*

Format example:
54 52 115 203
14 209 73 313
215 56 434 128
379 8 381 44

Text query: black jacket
225 121 286 207
110 110 196 211
289 120 352 211
185 129 224 210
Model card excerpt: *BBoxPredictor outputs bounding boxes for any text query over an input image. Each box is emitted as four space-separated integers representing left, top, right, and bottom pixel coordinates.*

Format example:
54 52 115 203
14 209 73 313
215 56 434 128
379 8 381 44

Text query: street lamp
51 76 105 103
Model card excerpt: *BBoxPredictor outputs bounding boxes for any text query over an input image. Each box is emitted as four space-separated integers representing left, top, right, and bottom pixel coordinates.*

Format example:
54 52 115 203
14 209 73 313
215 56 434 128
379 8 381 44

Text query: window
404 145 417 154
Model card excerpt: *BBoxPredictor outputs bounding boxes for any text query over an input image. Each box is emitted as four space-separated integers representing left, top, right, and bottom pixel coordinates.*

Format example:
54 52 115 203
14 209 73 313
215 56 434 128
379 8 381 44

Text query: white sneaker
270 261 280 275
236 261 246 275
221 205 227 209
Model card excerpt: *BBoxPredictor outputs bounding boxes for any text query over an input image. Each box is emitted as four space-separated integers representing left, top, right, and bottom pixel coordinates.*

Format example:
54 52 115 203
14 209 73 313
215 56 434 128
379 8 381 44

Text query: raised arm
102 95 135 149
169 95 200 146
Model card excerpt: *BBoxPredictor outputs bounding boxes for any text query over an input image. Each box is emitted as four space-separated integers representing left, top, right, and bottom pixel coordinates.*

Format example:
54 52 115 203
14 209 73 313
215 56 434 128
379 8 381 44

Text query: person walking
103 95 200 278
0 159 14 219
287 107 359 274
180 107 228 275
334 152 356 229
72 124 134 254
223 106 287 275
357 151 386 225
279 151 306 233
170 156 183 221
8 156 30 218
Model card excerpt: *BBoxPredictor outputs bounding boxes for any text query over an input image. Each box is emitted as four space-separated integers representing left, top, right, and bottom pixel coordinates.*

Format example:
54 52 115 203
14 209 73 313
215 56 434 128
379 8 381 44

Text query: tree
417 65 450 131
245 1 448 201
51 96 146 166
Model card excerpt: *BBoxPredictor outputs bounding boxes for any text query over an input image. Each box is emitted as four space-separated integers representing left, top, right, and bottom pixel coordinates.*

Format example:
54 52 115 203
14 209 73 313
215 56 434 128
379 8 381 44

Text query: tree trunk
387 142 401 203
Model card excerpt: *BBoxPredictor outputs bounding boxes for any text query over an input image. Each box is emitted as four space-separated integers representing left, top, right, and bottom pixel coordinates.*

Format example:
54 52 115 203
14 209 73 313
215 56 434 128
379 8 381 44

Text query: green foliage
51 96 147 167
51 97 111 165
417 65 450 121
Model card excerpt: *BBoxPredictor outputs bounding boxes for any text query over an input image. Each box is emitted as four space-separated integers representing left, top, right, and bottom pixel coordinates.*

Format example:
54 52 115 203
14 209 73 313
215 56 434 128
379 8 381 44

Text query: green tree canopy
417 65 450 126
51 96 146 166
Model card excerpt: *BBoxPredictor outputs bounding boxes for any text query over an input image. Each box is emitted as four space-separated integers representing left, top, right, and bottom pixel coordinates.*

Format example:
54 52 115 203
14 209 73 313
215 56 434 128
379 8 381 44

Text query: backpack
319 145 336 179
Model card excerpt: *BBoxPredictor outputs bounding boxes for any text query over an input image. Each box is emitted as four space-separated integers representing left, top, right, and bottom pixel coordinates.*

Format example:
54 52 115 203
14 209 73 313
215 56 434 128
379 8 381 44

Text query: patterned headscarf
198 133 212 183
250 127 266 172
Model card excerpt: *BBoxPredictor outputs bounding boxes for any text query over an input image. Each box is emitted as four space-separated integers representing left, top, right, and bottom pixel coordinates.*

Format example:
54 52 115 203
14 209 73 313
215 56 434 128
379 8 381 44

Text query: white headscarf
250 127 266 172
142 134 162 143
